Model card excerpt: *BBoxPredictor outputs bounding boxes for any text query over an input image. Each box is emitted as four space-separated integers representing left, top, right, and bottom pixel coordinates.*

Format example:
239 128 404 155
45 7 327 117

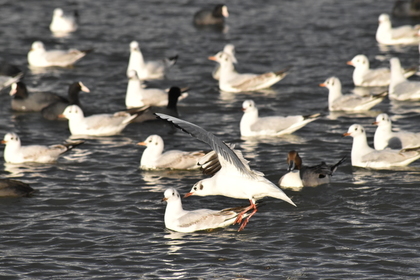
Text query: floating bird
137 135 206 170
60 105 141 136
49 8 78 34
320 77 387 111
162 188 250 233
211 44 237 80
240 99 319 137
389 57 420 101
347 54 416 87
126 41 177 80
0 61 23 91
1 132 84 164
28 41 92 67
209 52 289 92
279 150 346 190
9 81 63 112
41 81 90 120
193 4 229 26
125 70 187 108
373 113 420 150
343 124 420 168
0 179 35 197
155 113 296 232
376 13 420 45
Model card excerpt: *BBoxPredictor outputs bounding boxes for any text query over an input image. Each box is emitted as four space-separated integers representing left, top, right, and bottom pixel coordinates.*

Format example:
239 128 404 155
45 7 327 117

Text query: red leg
234 199 254 225
238 201 258 232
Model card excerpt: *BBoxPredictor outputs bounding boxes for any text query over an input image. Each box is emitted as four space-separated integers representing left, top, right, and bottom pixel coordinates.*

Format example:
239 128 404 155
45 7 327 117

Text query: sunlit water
1 0 420 279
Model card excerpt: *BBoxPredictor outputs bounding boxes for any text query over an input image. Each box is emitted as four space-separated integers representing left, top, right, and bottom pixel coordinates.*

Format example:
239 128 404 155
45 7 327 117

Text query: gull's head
373 113 391 127
347 54 368 68
389 57 401 70
127 70 139 80
185 180 211 197
162 188 181 202
343 124 366 138
53 8 64 17
223 44 237 63
211 51 233 66
378 14 390 23
31 41 45 51
137 134 164 148
130 41 140 51
242 99 256 113
1 132 20 146
60 105 84 119
319 76 341 90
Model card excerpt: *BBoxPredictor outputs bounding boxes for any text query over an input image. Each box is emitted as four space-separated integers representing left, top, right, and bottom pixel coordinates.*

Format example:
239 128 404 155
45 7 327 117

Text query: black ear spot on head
199 184 203 190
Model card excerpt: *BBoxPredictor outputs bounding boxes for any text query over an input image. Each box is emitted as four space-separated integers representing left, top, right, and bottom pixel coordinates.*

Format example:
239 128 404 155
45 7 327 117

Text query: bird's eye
361 129 364 133
355 127 358 131
193 187 197 191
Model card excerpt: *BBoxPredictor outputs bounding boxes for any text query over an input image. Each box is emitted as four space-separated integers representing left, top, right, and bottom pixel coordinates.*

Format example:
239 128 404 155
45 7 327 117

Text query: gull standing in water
28 41 92 67
389 57 420 101
376 13 420 45
279 150 346 190
156 113 296 231
162 188 250 233
373 113 420 150
347 54 416 87
1 132 84 164
240 99 320 137
343 124 420 169
211 44 237 80
126 41 177 80
209 52 289 92
137 135 206 170
320 77 387 111
60 105 141 136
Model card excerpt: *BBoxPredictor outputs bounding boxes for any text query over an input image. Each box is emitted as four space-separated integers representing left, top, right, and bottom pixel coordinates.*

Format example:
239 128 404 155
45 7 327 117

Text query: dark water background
1 0 420 279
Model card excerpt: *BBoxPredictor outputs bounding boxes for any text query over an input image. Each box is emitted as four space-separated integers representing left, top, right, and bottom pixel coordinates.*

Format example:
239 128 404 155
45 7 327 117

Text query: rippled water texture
1 0 420 279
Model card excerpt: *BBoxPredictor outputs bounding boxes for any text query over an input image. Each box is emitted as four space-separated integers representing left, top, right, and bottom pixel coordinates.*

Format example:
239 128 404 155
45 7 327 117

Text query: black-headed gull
347 54 415 87
211 44 237 80
155 113 296 231
28 41 92 67
193 4 229 26
126 41 178 80
373 113 420 150
279 150 346 190
125 70 187 108
1 132 84 164
0 61 23 91
209 52 289 92
376 13 420 45
0 179 35 197
319 77 387 111
60 105 141 136
389 57 420 101
9 82 63 112
343 124 420 169
138 135 206 170
162 188 250 233
240 99 320 137
41 81 90 120
49 8 78 34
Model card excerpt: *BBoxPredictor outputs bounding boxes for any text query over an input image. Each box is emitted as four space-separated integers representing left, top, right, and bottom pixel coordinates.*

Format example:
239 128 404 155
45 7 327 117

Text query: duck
240 99 319 137
319 77 387 111
126 41 177 80
193 4 229 26
9 81 63 112
0 179 35 197
373 113 420 150
28 41 92 67
278 150 346 190
1 132 84 164
41 81 90 120
137 135 206 170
